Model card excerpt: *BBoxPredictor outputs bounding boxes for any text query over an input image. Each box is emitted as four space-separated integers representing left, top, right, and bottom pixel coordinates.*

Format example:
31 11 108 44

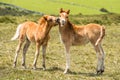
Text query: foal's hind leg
94 43 105 74
22 39 30 69
13 40 24 68
98 44 105 74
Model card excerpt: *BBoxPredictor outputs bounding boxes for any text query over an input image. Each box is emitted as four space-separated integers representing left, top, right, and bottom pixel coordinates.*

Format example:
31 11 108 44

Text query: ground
0 16 120 79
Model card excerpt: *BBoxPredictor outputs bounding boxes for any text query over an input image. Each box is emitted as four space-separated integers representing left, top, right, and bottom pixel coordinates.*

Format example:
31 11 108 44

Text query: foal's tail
11 24 22 41
95 26 105 46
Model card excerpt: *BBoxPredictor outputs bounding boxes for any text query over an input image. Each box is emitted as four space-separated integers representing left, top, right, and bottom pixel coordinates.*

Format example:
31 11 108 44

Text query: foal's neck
59 20 73 32
38 21 52 42
44 23 53 35
38 18 52 33
67 20 73 30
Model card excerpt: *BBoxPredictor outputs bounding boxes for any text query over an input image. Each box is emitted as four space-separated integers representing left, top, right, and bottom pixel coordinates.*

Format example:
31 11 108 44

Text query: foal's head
57 8 70 27
39 15 58 26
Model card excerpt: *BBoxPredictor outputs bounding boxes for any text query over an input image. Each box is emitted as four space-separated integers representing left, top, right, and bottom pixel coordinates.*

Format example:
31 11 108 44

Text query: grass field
0 1 120 79
0 15 120 80
0 0 120 15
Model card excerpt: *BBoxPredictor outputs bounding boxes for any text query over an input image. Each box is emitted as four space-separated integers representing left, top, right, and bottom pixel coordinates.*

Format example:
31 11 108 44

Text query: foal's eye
66 16 68 18
49 19 52 22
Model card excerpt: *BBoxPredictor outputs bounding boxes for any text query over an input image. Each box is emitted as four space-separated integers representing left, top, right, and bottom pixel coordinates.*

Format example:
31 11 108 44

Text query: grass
0 15 120 80
0 0 120 15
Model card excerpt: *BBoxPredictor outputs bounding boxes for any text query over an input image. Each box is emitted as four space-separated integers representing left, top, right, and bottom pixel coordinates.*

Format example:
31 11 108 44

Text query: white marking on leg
98 44 105 70
42 45 47 70
22 41 30 69
94 44 102 71
13 41 23 68
95 43 105 73
64 44 70 74
33 43 40 69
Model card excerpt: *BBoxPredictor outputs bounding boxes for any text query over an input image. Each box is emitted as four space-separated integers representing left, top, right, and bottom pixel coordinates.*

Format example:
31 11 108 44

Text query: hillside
0 0 120 15
0 2 120 25
0 2 43 16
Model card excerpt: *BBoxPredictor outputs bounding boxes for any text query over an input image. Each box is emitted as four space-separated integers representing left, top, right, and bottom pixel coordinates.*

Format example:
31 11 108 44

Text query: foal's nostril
62 20 65 25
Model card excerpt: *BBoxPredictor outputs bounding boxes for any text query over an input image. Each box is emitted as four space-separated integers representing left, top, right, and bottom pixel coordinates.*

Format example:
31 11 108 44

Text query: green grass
0 0 120 15
0 15 120 80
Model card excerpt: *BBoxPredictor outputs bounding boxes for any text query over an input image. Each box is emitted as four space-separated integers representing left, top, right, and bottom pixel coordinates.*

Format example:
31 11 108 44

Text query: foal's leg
13 40 23 68
42 43 47 70
94 43 105 74
64 43 70 74
22 39 30 69
98 44 105 73
33 42 40 69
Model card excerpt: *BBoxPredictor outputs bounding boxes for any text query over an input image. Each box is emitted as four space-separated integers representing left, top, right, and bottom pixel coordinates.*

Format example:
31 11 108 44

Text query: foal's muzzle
56 17 60 23
56 17 66 27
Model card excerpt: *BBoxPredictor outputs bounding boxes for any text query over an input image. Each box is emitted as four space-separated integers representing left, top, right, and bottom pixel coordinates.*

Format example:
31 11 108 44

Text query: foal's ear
43 15 47 21
60 8 63 13
67 9 70 14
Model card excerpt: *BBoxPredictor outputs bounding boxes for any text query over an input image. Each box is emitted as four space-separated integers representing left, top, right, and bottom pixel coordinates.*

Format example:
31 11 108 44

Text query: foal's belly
27 35 35 42
72 37 89 46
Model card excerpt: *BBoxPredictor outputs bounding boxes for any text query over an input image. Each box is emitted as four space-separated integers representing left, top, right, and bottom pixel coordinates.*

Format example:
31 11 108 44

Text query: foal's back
19 21 38 42
72 23 105 45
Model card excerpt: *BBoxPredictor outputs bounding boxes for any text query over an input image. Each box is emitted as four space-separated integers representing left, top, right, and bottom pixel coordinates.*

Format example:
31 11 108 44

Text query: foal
57 8 105 74
11 15 58 70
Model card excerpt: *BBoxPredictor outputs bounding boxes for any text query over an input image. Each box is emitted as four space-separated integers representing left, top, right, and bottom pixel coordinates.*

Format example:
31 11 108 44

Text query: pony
11 15 58 70
57 8 105 74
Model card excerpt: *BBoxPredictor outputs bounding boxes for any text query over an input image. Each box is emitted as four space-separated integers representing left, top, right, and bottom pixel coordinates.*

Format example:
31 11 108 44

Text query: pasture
0 0 120 15
0 15 120 80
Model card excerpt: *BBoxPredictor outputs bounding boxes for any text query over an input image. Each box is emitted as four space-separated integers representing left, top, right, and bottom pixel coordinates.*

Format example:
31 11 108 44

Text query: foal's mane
38 17 47 25
66 19 74 30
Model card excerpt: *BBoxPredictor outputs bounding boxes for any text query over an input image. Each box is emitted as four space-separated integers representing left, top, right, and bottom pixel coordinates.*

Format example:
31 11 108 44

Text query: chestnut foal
11 15 58 70
57 8 105 74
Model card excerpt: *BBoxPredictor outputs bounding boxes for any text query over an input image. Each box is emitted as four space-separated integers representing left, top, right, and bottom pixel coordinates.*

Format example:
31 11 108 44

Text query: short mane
38 17 46 25
67 20 74 30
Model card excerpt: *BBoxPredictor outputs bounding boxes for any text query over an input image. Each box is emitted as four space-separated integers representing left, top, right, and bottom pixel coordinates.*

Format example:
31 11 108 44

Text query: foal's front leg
42 44 47 70
33 42 40 69
64 43 70 74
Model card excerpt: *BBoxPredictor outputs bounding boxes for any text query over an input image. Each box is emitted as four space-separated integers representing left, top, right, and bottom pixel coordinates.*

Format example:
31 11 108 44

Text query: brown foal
11 15 58 70
57 8 105 74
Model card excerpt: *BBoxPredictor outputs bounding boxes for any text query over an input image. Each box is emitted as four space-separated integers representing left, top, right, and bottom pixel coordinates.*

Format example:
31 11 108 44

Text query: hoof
42 65 46 71
22 64 26 69
43 67 46 71
64 69 70 74
96 69 104 75
32 67 37 70
13 62 16 68
22 66 26 69
13 64 16 68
